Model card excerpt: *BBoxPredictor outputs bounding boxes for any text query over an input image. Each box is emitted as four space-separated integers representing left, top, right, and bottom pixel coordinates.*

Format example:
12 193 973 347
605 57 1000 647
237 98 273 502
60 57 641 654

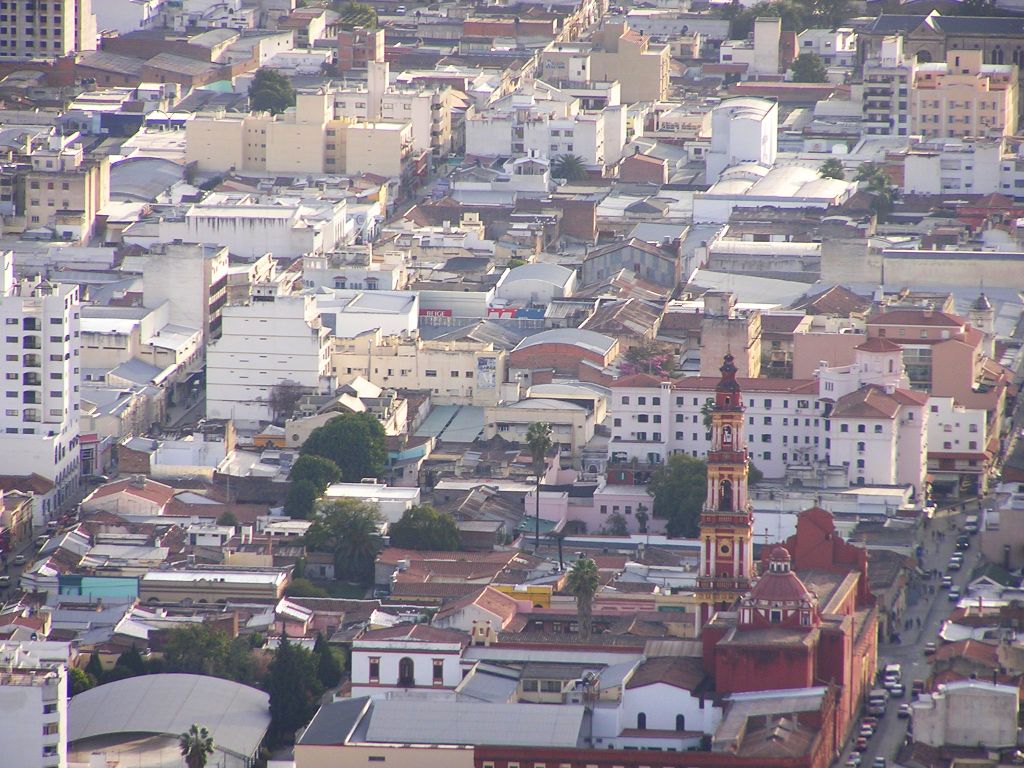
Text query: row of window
620 394 813 410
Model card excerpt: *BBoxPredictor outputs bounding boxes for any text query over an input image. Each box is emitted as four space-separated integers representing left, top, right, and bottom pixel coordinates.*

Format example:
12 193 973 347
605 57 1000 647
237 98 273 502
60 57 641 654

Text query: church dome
971 292 992 311
748 546 814 605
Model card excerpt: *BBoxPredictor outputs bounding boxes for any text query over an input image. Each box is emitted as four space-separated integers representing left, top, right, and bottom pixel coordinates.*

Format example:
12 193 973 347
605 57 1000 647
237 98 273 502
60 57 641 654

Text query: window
637 712 647 730
425 370 437 377
621 396 630 405
874 425 883 433
770 609 783 623
840 424 849 432
368 657 380 682
637 414 649 423
857 424 866 433
398 657 414 686
676 714 686 731
652 397 660 405
433 659 444 685
638 396 646 405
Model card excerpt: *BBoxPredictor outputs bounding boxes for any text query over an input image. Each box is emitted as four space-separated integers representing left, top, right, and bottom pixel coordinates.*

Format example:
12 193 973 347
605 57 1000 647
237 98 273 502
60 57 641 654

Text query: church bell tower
695 353 755 629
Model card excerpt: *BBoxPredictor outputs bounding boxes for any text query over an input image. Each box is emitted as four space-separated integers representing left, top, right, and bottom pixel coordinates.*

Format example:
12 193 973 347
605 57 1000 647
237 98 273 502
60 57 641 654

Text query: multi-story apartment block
589 21 670 102
796 27 858 67
464 80 626 167
862 35 915 136
134 242 228 344
0 264 80 521
185 90 418 181
23 134 109 244
0 641 70 768
911 50 1018 139
333 62 453 158
0 0 97 61
609 339 930 497
206 286 333 423
331 330 508 407
336 26 384 72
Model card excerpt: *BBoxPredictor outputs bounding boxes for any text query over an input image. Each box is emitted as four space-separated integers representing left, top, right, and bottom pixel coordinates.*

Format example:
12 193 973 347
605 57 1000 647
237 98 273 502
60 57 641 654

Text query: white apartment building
610 341 929 496
0 0 97 61
796 27 857 67
93 0 164 33
331 330 508 406
0 266 81 519
901 138 1024 197
302 245 408 292
863 35 915 136
333 61 453 157
206 286 333 423
704 97 778 184
719 17 782 78
155 193 350 260
125 242 228 343
464 81 626 167
0 641 71 768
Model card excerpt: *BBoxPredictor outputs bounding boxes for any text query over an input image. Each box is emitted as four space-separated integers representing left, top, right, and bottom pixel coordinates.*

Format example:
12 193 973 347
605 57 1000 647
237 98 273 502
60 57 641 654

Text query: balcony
22 373 40 386
22 354 41 368
22 392 40 405
22 318 40 331
22 336 41 350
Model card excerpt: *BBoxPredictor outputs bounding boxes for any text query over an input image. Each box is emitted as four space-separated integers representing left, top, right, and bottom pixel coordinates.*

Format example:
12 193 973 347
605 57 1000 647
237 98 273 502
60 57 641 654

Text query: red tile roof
855 337 903 353
87 478 176 506
434 585 524 626
868 308 966 328
625 656 706 690
357 623 468 644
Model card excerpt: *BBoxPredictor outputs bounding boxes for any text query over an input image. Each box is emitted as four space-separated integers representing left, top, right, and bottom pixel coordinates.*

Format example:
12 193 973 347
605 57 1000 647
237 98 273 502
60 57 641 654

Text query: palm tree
700 398 716 430
179 724 214 768
551 153 588 182
566 557 600 640
635 503 650 535
819 158 845 180
525 422 553 552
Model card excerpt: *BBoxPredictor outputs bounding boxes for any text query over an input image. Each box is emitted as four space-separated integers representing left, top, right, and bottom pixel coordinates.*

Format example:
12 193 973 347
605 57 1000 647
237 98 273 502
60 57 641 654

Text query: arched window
676 714 686 731
637 712 647 730
398 657 415 686
722 425 733 446
718 480 733 511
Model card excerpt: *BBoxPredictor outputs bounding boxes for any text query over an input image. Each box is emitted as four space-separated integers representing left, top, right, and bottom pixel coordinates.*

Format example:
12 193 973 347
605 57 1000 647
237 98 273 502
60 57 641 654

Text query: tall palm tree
179 724 214 768
551 153 588 182
525 422 553 552
566 557 600 640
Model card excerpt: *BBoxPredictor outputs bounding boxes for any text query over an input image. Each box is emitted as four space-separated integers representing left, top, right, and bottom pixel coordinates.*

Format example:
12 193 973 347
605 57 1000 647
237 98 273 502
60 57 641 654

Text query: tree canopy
388 504 460 551
163 624 264 686
303 499 383 584
249 68 296 115
565 556 600 640
300 412 387 483
790 53 828 83
647 453 708 537
819 158 845 180
313 632 344 689
551 154 588 182
268 636 323 745
179 724 215 768
855 162 897 216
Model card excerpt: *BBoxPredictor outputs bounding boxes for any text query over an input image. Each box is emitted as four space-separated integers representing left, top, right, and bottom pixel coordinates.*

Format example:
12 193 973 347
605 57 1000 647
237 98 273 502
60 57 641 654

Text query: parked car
898 704 913 719
940 576 953 589
0 575 9 588
947 559 962 572
847 755 863 767
12 554 25 566
889 683 906 698
855 737 869 752
948 586 962 601
873 758 887 768
924 642 937 655
956 535 970 550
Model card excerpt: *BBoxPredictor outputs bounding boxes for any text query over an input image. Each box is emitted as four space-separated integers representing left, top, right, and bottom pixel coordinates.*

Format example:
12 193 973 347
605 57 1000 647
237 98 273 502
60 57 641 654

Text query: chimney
131 475 146 488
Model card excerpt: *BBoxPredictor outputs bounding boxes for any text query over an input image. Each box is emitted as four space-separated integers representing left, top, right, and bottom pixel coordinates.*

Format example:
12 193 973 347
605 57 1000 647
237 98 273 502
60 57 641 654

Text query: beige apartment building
185 90 415 179
911 50 1019 139
0 0 97 60
24 134 109 244
589 21 670 102
331 330 509 406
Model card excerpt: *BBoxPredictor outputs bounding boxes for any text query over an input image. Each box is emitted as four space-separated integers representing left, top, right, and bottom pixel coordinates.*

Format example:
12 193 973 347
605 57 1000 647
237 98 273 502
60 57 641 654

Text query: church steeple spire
695 354 755 630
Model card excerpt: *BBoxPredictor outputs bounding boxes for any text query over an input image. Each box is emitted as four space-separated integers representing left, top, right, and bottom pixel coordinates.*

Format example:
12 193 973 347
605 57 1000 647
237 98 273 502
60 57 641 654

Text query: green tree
604 511 628 536
69 666 95 696
179 724 215 768
303 499 383 584
565 557 600 640
648 453 708 537
290 454 342 491
286 577 330 598
819 158 845 180
635 503 650 535
856 162 897 216
700 398 716 430
84 652 104 683
790 52 827 83
748 461 764 485
268 636 323 745
313 632 343 689
164 624 238 679
388 504 459 551
551 153 588 182
525 422 553 552
216 510 239 527
285 479 320 519
115 645 147 677
249 68 296 115
301 412 387 483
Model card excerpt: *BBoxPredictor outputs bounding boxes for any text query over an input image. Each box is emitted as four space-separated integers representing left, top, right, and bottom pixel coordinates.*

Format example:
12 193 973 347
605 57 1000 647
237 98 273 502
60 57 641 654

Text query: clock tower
695 353 755 629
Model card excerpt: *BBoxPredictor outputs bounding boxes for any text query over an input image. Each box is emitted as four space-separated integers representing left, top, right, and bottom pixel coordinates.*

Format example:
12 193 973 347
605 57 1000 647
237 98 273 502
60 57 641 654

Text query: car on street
859 724 874 737
948 586 962 601
947 559 962 571
956 535 970 550
854 737 869 752
924 642 937 655
12 554 25 566
846 755 862 767
861 717 878 729
873 758 887 768
0 575 9 589
889 683 905 698
898 704 913 718
940 576 953 589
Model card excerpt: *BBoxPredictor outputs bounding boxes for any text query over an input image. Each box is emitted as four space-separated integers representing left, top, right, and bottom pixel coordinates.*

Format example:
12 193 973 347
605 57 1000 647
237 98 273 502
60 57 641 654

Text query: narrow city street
834 501 978 767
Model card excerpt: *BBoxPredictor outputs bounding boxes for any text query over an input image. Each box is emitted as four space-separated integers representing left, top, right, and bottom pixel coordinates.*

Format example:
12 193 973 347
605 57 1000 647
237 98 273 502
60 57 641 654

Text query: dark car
956 536 970 551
